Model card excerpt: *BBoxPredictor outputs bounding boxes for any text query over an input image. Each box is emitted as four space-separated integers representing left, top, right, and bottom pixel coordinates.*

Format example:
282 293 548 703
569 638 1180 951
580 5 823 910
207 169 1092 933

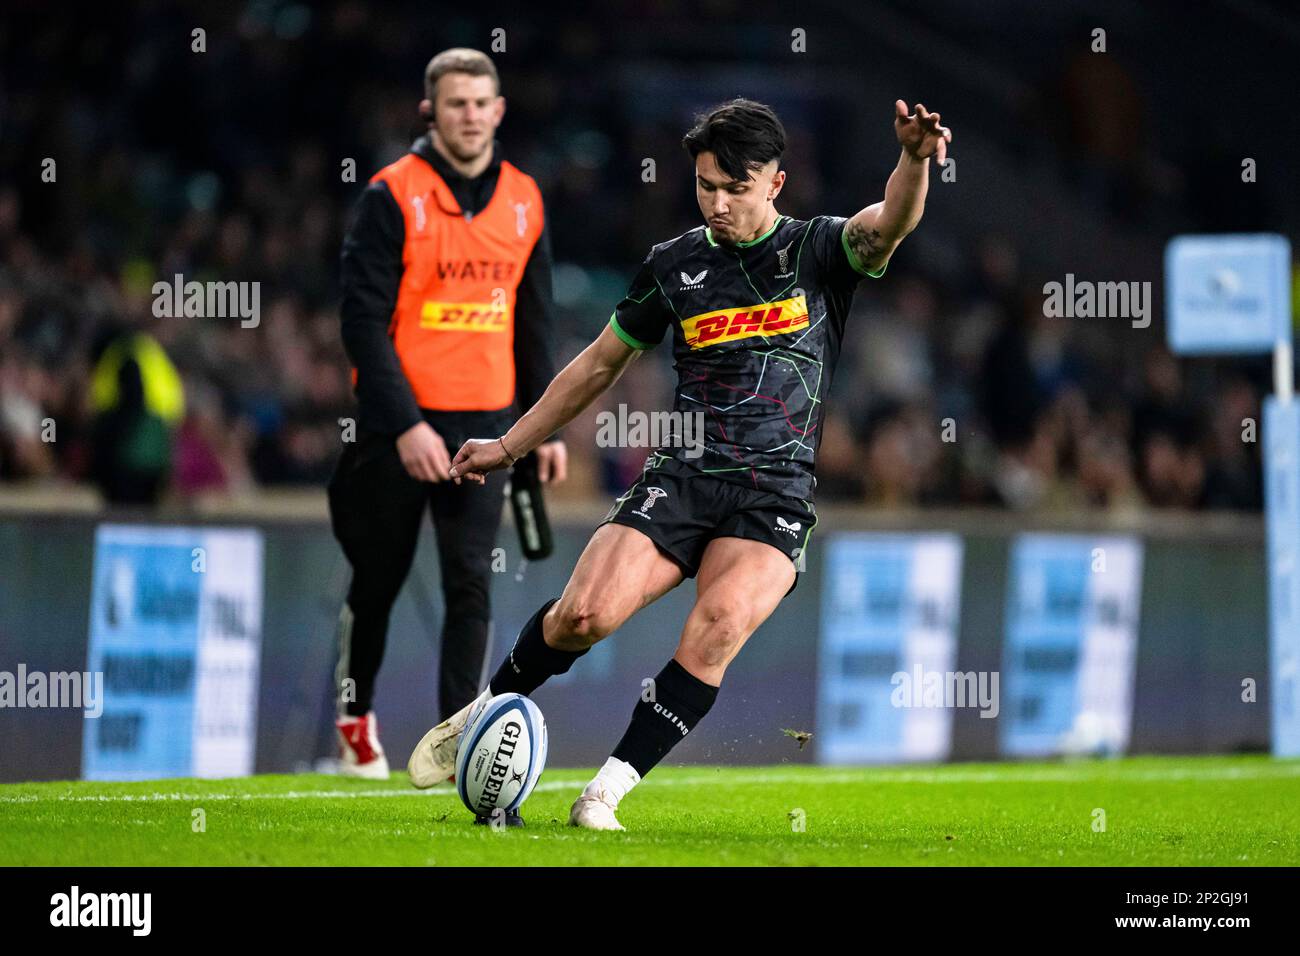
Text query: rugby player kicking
408 97 951 829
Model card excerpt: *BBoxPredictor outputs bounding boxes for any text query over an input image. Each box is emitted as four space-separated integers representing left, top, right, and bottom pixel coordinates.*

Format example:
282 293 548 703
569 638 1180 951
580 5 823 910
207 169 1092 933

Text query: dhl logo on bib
681 295 809 349
420 301 509 332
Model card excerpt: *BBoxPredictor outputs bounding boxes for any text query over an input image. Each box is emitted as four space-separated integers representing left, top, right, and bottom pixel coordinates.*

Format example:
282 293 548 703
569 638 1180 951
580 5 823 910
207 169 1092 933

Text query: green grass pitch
2 755 1297 866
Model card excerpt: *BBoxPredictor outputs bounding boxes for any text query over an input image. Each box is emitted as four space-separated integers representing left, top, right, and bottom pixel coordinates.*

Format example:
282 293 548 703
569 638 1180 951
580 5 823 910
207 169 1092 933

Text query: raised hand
894 99 952 165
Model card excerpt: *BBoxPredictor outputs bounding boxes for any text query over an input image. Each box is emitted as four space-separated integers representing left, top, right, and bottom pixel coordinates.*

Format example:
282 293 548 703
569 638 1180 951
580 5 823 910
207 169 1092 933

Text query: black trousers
328 423 508 722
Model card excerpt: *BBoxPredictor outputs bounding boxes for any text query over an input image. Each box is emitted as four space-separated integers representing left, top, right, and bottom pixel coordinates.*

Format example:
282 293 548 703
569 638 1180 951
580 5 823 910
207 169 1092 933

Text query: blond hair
424 48 499 100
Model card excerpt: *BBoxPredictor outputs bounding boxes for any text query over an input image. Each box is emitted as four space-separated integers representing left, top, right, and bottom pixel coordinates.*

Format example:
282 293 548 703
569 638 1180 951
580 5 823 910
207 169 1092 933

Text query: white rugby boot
569 758 640 830
568 780 626 831
407 689 491 789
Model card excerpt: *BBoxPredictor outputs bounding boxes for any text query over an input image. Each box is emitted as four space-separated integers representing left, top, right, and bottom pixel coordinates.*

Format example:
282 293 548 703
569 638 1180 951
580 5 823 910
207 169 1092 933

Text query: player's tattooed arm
844 220 888 273
844 100 952 274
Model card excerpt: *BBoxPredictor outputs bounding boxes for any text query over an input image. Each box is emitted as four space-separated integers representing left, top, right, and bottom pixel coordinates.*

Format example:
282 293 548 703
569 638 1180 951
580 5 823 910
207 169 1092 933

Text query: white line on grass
0 779 587 805
2 761 1298 805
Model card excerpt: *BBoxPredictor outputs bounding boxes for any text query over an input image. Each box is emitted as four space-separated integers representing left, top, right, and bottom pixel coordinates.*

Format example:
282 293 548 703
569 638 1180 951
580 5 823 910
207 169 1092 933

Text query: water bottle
509 451 553 560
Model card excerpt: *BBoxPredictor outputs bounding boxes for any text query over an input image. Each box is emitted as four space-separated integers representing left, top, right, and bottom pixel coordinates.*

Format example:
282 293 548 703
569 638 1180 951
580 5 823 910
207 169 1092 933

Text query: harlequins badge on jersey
776 241 793 278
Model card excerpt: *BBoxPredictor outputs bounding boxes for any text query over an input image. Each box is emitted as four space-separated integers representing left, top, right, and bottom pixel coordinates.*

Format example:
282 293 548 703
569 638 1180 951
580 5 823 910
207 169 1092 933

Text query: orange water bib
372 156 544 411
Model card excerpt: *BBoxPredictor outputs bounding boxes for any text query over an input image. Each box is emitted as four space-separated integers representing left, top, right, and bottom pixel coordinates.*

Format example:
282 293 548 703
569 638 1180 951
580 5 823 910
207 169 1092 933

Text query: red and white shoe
336 712 391 780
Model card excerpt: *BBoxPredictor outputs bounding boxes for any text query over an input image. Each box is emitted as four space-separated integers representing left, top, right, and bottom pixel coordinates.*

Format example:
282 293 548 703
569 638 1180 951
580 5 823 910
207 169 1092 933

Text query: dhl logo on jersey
419 301 509 332
681 295 809 349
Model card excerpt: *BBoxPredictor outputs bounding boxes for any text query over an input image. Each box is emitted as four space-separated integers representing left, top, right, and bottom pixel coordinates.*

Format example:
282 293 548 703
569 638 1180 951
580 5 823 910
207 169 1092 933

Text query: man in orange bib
328 49 565 786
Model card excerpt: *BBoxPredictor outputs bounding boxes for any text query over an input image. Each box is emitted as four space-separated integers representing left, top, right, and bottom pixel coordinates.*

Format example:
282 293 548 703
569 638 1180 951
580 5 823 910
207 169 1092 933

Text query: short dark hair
682 99 786 181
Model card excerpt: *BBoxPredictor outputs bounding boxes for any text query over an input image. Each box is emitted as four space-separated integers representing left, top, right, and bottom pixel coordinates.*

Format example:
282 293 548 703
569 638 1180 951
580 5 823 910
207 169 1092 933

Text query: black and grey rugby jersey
608 213 884 500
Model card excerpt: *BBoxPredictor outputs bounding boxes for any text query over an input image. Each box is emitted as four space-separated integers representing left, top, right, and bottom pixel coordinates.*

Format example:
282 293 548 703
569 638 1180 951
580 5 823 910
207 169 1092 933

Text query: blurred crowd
0 0 1286 511
816 263 1265 512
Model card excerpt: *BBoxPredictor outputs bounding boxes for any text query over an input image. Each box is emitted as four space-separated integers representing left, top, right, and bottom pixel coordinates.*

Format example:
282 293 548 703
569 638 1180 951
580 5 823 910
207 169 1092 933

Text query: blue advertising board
817 533 963 763
83 525 264 780
1000 535 1143 757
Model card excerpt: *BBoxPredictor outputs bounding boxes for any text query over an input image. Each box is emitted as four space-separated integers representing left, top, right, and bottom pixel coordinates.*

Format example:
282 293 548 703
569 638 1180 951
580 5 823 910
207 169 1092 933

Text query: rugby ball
455 692 548 819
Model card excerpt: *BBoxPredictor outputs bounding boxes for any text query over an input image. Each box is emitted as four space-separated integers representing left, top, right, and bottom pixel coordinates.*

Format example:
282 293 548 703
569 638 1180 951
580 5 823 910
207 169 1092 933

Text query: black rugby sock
611 658 719 778
487 598 587 697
